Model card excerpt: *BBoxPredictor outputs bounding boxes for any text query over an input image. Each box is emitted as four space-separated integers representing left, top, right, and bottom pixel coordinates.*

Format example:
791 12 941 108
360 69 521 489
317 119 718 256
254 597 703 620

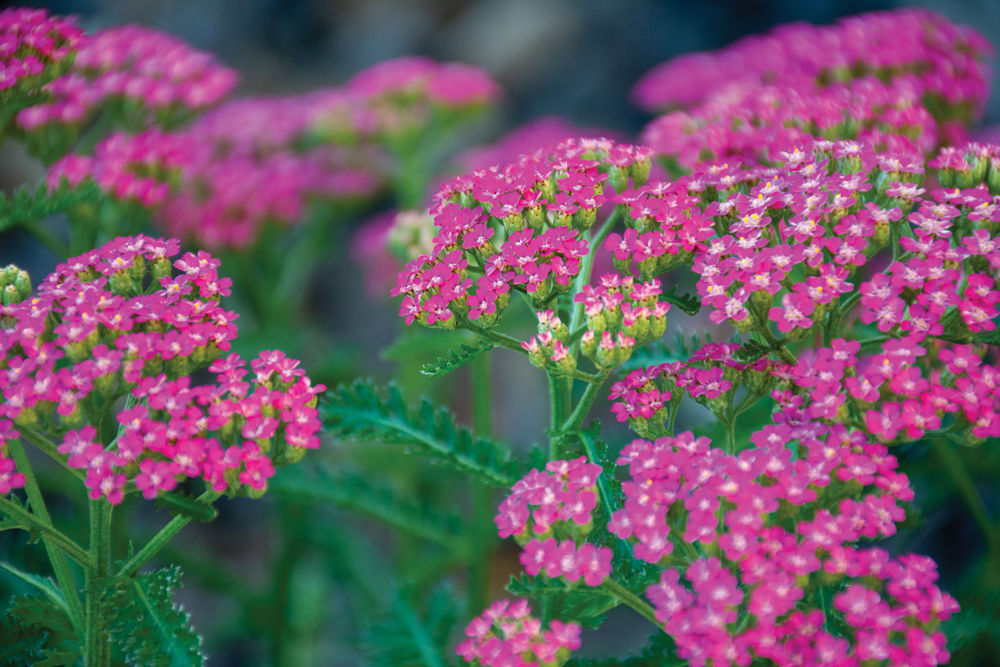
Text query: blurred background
1 0 999 665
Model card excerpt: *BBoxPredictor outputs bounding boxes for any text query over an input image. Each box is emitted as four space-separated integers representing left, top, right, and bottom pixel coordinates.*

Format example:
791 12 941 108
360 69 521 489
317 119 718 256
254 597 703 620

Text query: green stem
560 370 612 435
759 327 797 364
578 430 617 521
6 439 86 634
0 495 91 565
19 425 86 482
723 417 736 456
117 490 221 579
932 439 1000 555
469 355 493 616
569 208 621 353
548 373 572 460
462 325 529 355
601 578 661 628
85 498 112 667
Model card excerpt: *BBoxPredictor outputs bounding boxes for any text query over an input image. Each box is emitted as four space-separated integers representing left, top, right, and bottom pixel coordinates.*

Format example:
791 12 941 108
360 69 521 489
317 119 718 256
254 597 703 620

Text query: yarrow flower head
16 22 237 154
635 9 992 168
0 235 325 503
456 598 581 666
613 426 957 665
0 8 83 110
497 458 612 587
392 138 653 330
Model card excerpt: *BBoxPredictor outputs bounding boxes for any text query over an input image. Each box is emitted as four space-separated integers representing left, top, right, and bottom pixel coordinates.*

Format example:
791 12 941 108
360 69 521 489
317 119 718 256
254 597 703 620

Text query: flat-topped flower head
16 22 237 148
46 98 384 249
456 598 581 666
613 426 956 665
0 235 325 504
393 138 652 329
0 8 84 123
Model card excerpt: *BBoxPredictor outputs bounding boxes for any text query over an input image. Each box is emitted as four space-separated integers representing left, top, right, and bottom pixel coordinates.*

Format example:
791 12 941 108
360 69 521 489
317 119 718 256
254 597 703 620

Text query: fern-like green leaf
270 465 468 550
322 380 518 487
660 286 701 316
7 595 80 667
734 339 771 363
420 338 494 377
105 566 203 667
506 574 619 630
362 585 458 667
0 562 68 618
0 180 104 234
0 613 49 667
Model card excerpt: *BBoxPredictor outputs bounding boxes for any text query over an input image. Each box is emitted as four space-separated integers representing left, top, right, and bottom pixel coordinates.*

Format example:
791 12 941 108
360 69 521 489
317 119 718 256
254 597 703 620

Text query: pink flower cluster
496 458 612 588
574 274 670 368
641 77 939 170
352 117 616 298
634 8 991 114
635 10 992 168
456 598 581 667
610 343 778 437
393 138 652 329
0 8 83 94
47 107 382 248
0 236 324 502
17 23 237 131
773 336 1000 442
612 427 957 665
347 55 500 113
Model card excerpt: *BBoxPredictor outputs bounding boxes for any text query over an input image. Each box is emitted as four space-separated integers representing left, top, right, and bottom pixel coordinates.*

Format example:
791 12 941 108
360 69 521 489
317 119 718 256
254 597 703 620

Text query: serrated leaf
0 612 49 666
270 465 467 549
322 379 518 487
420 338 494 377
660 286 701 316
362 585 458 667
734 339 771 363
506 574 619 630
7 595 79 666
0 180 104 234
105 566 203 667
0 562 68 617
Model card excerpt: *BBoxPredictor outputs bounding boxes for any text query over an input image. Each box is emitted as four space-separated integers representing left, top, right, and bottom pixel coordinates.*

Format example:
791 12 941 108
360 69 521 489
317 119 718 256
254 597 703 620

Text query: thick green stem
117 490 221 579
601 578 661 628
722 417 736 456
469 355 493 615
569 208 622 352
548 373 573 460
85 498 112 667
560 370 612 436
6 439 86 633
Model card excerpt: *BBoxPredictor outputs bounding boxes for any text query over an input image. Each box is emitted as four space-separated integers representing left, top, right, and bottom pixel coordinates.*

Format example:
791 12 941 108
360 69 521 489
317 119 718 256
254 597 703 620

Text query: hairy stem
6 439 86 633
601 578 661 628
469 355 493 616
85 498 112 667
117 490 221 579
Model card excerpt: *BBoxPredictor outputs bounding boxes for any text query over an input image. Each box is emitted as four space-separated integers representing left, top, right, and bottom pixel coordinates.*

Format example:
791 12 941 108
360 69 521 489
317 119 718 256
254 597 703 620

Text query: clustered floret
16 23 237 134
635 10 992 168
496 457 612 587
612 428 956 666
393 138 652 329
456 598 581 667
0 8 83 97
0 236 324 502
